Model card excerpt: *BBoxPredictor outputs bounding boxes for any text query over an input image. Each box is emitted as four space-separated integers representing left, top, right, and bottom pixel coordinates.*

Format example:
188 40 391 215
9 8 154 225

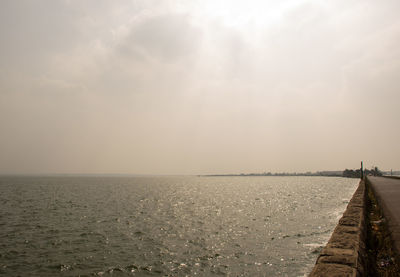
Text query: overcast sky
0 0 399 175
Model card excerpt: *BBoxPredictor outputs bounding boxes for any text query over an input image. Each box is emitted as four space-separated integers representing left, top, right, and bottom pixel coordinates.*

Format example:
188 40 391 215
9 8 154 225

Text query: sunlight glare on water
0 176 358 276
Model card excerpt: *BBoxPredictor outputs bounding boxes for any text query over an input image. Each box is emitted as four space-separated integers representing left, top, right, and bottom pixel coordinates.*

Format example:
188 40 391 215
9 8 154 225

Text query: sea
0 175 359 277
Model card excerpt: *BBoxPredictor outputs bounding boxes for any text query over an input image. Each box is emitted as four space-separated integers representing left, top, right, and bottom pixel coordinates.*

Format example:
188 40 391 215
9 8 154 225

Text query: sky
0 0 399 175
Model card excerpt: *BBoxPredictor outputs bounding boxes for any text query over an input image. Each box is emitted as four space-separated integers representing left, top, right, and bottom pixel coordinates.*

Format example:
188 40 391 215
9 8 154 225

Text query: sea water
0 176 358 276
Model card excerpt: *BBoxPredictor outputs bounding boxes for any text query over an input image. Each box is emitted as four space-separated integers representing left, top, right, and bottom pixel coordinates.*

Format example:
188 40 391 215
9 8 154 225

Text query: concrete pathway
367 176 400 256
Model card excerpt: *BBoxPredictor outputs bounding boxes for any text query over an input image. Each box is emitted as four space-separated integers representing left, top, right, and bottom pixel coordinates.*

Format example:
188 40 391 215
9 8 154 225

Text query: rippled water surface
0 176 358 276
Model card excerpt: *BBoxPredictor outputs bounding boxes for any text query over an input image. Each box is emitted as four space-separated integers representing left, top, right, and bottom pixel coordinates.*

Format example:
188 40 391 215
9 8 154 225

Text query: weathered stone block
310 263 356 277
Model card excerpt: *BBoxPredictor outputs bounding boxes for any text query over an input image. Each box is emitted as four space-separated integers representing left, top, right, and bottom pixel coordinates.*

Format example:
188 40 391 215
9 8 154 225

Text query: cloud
119 14 202 62
1 0 400 174
0 0 82 71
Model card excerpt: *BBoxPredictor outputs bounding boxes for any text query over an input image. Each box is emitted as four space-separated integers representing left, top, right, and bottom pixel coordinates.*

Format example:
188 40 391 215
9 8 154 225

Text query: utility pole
360 161 363 180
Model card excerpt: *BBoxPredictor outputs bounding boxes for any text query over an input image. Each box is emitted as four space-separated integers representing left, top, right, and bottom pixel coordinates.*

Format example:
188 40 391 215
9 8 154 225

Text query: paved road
367 176 400 256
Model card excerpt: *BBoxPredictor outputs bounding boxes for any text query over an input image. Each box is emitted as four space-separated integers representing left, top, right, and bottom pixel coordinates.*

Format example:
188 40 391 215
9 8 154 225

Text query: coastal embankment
310 177 400 276
310 180 368 276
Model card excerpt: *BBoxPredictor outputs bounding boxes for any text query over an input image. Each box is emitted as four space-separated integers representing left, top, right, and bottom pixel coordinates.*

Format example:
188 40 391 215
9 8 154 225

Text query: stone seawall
310 180 368 276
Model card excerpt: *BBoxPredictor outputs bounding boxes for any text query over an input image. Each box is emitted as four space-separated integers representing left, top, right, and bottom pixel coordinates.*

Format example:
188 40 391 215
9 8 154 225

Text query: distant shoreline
201 169 400 178
200 171 343 177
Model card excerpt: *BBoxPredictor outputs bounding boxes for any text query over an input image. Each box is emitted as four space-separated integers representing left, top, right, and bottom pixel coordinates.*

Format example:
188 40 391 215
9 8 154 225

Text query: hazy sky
1 0 399 175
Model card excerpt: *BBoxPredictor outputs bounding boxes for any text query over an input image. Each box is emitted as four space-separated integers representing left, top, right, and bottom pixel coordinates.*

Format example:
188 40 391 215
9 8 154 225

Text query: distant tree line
343 167 383 178
205 168 384 178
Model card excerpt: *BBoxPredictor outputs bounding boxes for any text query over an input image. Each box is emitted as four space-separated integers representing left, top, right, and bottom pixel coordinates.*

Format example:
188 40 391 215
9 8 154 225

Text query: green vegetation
204 167 387 178
204 171 343 177
343 167 383 178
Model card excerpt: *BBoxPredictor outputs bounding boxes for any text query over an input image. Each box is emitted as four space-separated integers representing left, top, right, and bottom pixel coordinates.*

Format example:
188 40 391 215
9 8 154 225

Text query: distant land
204 171 342 177
202 168 400 178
